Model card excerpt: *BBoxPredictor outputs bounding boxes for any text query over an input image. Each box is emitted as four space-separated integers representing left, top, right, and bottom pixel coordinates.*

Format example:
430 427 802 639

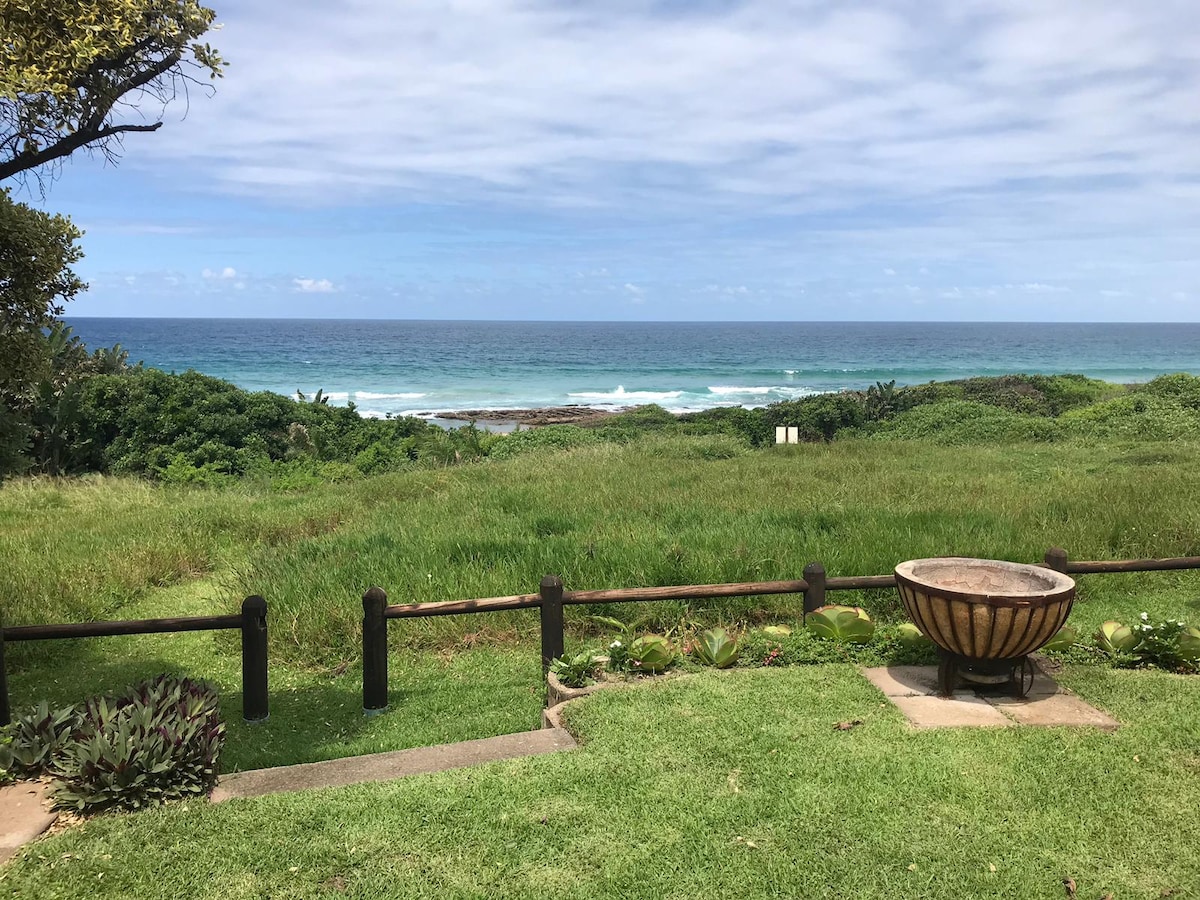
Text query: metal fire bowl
895 558 1075 661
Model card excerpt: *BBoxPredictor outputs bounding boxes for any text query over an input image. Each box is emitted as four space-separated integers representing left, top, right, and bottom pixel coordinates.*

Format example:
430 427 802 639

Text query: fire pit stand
936 651 1037 698
895 557 1075 701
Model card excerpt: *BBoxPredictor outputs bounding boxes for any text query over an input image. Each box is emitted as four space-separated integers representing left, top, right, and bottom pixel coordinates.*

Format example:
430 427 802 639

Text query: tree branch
0 122 163 181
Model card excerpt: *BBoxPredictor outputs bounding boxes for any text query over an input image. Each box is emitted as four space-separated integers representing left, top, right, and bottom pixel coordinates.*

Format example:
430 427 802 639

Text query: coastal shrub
677 406 772 446
1138 373 1200 409
62 369 439 478
864 401 1058 444
762 393 866 442
486 425 597 460
1058 394 1200 441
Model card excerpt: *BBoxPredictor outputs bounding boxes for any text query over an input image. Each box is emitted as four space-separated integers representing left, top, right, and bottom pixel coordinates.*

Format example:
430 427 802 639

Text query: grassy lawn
5 664 1199 899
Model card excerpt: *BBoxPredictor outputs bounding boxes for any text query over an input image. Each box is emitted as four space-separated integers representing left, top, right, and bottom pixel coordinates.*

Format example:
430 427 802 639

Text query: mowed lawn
6 664 1200 900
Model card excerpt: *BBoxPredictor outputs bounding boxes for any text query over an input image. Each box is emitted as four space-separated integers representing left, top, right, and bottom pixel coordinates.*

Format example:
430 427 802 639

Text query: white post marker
775 426 787 445
787 426 799 444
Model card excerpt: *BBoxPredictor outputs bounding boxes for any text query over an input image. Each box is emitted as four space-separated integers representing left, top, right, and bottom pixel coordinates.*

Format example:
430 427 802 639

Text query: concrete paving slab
984 693 1120 731
211 728 577 802
891 694 1014 728
0 782 57 865
860 665 944 696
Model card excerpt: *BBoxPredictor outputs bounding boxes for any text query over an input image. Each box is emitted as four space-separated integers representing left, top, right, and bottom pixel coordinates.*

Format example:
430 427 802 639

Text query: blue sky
21 0 1200 321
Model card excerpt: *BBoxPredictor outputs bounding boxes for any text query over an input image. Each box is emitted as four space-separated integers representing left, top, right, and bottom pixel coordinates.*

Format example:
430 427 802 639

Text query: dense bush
1058 394 1200 441
860 401 1059 444
48 368 476 480
1137 373 1200 409
0 675 226 812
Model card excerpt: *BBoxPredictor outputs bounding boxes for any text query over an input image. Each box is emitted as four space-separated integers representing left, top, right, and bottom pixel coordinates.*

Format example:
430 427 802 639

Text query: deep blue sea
65 319 1200 419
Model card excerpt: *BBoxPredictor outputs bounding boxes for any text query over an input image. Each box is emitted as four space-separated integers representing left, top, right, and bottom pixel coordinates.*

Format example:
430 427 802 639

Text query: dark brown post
0 626 9 726
240 596 269 722
1045 547 1069 573
363 587 389 715
539 575 565 674
803 562 826 616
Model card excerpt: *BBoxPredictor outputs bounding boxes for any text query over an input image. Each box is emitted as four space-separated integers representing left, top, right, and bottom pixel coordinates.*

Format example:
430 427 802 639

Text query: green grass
4 664 1199 899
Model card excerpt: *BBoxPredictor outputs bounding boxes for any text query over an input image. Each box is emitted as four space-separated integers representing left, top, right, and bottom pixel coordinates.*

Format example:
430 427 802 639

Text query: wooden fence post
1045 547 1069 573
363 586 389 715
0 625 9 727
803 562 826 617
240 596 269 723
539 575 565 675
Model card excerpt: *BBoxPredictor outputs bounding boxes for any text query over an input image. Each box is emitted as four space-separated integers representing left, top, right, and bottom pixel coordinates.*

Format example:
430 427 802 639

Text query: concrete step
211 728 577 802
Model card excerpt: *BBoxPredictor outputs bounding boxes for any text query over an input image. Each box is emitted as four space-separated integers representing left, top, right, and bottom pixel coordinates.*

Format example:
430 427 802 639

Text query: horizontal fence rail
360 548 1200 714
0 597 269 726
7 548 1200 728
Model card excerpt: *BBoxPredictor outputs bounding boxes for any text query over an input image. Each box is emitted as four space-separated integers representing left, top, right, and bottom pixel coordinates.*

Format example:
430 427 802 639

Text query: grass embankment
2 434 1198 771
5 665 1199 899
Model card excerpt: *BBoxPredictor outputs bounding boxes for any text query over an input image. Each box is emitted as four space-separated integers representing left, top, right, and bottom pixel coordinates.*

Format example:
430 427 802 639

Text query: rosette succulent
628 635 676 673
1095 620 1140 655
806 606 875 643
1042 625 1078 653
1179 626 1200 663
693 627 739 668
896 622 932 648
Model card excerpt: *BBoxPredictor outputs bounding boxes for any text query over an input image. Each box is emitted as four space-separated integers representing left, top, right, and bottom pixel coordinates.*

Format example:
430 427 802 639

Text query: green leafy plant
0 700 79 778
51 674 226 812
627 635 676 673
1131 614 1196 672
1095 620 1141 656
549 651 603 689
692 627 740 668
1042 625 1078 653
761 625 792 637
895 622 933 648
1180 626 1200 664
806 606 875 643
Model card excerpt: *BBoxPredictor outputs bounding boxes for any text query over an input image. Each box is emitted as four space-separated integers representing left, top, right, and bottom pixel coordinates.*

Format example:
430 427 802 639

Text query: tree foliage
0 187 85 474
0 0 224 183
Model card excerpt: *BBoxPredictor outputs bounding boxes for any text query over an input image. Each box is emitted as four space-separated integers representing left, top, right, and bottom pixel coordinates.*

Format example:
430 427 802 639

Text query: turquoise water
66 319 1200 419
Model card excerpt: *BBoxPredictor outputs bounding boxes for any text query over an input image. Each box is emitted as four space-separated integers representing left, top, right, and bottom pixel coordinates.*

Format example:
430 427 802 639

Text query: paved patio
859 664 1120 730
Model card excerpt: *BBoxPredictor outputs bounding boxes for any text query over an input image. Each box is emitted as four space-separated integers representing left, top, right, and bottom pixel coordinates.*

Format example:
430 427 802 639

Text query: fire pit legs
937 655 959 697
1010 657 1036 698
935 650 1035 698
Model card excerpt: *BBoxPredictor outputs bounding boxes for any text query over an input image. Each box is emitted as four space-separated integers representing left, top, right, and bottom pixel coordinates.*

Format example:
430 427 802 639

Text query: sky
18 0 1200 321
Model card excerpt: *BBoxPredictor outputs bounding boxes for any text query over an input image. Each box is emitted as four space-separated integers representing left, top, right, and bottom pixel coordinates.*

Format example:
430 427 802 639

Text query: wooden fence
2 548 1198 725
0 596 268 726
359 547 1200 713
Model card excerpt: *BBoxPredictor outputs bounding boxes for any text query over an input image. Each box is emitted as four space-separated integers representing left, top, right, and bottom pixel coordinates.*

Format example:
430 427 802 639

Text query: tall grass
3 435 1197 668
225 434 1200 665
0 476 351 632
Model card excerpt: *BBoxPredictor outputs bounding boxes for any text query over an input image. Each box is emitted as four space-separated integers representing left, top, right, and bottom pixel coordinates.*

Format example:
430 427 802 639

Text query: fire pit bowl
894 558 1075 696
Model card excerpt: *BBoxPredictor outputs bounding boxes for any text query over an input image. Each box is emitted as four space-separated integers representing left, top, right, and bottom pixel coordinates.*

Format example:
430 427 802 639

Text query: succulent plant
1178 626 1200 663
761 625 792 637
807 606 875 643
1042 625 1078 653
628 634 676 673
550 651 602 688
1095 620 1140 655
896 622 932 647
693 627 740 669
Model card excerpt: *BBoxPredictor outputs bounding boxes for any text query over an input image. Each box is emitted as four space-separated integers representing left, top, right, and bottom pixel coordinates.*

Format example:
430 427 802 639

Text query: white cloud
203 266 238 279
883 268 896 276
131 0 1199 222
293 277 337 293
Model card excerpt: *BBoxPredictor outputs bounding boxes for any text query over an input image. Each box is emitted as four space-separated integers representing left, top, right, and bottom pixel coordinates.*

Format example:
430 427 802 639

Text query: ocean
64 319 1200 419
